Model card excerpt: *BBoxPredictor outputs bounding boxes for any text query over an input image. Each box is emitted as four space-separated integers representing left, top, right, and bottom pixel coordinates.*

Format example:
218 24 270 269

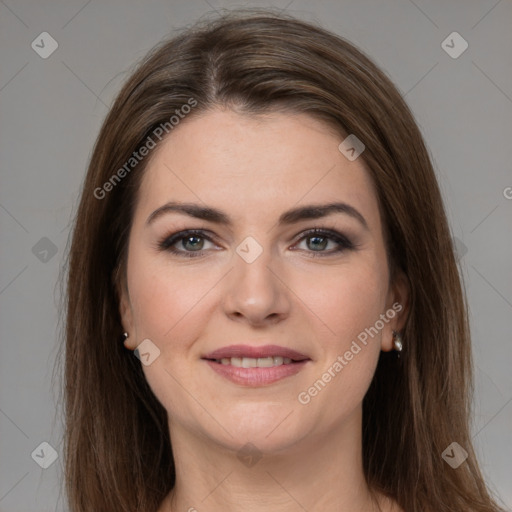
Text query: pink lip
202 344 311 387
204 360 309 386
202 344 310 361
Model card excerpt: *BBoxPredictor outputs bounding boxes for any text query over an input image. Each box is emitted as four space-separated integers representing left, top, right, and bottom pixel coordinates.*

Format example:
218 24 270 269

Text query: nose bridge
223 234 289 323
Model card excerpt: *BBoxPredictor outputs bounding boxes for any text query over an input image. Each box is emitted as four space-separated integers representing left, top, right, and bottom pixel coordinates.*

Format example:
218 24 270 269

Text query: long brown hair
58 9 506 512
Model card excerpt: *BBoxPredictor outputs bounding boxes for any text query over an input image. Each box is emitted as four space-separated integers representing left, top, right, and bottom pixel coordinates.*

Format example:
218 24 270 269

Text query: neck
160 407 386 512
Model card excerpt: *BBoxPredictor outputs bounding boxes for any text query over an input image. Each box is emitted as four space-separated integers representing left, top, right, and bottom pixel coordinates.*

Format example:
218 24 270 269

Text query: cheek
127 253 214 344
292 255 388 414
125 255 218 421
301 256 388 350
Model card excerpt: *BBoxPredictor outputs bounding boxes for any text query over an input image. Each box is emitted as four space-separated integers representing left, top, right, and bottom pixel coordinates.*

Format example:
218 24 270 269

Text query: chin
208 403 311 453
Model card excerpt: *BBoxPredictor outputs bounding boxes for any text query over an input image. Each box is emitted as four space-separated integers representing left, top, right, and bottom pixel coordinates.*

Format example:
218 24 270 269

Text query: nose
222 242 291 326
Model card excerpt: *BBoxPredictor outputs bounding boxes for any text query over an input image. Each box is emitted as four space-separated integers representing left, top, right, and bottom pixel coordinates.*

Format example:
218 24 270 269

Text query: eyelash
157 228 356 259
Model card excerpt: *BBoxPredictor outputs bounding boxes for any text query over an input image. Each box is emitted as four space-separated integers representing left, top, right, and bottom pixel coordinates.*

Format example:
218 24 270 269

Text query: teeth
242 357 257 368
259 357 276 367
216 356 295 367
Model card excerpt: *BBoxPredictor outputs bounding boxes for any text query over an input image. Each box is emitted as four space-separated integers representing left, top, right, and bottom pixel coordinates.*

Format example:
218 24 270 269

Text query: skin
119 109 409 512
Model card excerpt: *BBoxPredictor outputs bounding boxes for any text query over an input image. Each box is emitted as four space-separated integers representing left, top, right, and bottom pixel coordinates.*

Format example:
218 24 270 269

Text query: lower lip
204 359 309 386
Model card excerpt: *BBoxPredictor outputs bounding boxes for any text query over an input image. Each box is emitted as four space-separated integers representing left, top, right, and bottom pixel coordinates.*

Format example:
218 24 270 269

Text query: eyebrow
145 201 369 230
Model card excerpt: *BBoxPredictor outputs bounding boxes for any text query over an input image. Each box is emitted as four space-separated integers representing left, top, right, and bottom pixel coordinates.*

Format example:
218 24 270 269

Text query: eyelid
156 229 218 253
290 227 356 256
290 227 352 244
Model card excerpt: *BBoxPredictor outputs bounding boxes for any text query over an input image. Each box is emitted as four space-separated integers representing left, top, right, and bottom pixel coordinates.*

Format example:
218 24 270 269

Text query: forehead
135 109 380 229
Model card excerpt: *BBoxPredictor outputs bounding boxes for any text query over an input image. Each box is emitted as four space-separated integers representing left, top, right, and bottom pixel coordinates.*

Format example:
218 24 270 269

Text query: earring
121 332 135 352
392 330 403 353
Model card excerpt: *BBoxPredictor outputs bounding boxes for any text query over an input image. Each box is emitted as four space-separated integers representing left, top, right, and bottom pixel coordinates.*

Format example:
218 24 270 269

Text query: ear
381 269 410 352
116 276 137 351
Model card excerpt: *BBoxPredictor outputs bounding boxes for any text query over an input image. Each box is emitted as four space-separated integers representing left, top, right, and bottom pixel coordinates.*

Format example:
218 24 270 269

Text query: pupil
309 236 327 251
184 236 203 251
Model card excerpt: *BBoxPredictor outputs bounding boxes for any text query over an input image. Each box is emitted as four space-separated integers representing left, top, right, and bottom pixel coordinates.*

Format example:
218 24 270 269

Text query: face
119 109 408 453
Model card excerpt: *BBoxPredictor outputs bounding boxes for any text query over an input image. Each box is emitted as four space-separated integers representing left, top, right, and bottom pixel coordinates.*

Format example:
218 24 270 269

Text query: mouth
201 344 311 386
206 356 301 367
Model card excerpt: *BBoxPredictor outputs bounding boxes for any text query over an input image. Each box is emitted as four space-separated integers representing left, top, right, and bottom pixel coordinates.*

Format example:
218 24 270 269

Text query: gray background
1 0 511 510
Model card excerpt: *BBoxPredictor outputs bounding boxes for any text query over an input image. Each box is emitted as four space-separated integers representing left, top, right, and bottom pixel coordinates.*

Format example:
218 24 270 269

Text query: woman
61 10 505 512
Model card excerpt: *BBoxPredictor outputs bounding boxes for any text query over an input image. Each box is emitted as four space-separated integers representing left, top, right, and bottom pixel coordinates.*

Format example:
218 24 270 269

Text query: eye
157 230 217 258
157 228 355 259
292 228 355 257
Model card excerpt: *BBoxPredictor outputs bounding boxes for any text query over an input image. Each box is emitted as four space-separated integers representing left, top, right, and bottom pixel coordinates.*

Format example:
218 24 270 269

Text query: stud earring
392 330 403 353
121 332 135 351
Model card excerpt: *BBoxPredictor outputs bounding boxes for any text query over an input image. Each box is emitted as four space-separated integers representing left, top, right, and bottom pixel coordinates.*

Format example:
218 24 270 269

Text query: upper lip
202 344 310 361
